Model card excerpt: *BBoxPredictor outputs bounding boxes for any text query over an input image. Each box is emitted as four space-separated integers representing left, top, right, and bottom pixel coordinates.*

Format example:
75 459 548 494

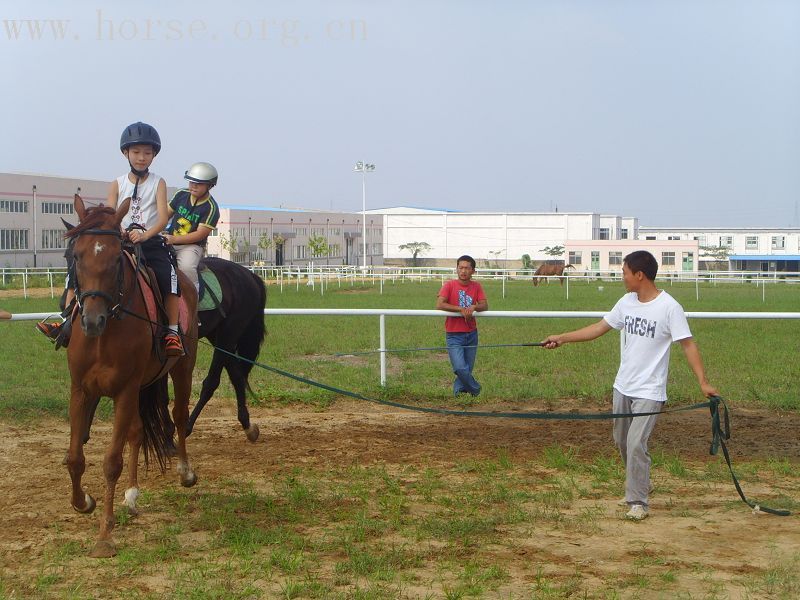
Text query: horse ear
115 197 131 227
61 217 75 231
74 194 86 221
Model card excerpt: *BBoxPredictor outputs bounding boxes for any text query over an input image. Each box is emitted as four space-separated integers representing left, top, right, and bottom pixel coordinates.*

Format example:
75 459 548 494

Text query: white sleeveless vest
117 172 162 231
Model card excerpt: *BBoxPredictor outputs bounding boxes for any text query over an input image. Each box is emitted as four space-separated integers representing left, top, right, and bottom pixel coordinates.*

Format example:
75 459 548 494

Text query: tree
399 241 432 266
256 233 273 264
700 245 731 270
308 234 329 259
521 254 532 270
487 249 504 269
219 231 240 254
540 245 565 257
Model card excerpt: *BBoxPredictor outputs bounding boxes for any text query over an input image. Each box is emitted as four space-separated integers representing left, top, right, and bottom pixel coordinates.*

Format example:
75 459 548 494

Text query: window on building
0 200 28 213
330 227 341 236
745 236 758 249
41 202 74 215
661 251 676 266
372 243 381 254
294 226 307 236
568 251 582 265
599 228 610 240
645 236 656 240
608 251 623 265
311 227 324 236
328 243 340 257
620 228 628 239
771 236 785 250
720 236 733 248
294 245 307 259
0 229 28 250
668 235 681 241
693 235 706 245
41 229 67 250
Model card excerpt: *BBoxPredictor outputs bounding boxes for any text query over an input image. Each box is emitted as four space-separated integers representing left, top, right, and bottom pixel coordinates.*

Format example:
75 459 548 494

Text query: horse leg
89 388 136 558
66 386 96 515
224 358 259 442
63 394 101 466
171 360 197 488
187 350 226 436
122 413 143 516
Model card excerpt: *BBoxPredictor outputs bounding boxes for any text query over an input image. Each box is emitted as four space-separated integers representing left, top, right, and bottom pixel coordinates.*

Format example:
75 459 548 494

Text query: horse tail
565 264 575 270
138 376 173 472
237 271 267 382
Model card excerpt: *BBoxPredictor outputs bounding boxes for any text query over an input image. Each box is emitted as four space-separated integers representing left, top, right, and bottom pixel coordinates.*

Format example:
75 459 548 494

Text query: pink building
565 239 700 274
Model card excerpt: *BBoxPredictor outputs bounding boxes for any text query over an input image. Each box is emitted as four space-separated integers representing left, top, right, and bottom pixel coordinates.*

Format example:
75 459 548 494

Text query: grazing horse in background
533 263 574 286
185 257 267 442
64 194 199 557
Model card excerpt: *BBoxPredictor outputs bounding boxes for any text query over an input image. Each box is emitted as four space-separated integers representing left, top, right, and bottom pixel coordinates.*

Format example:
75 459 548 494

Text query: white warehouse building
371 207 639 267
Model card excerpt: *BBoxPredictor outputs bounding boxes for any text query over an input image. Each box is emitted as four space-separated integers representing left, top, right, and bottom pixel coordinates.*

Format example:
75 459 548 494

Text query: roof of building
729 255 800 261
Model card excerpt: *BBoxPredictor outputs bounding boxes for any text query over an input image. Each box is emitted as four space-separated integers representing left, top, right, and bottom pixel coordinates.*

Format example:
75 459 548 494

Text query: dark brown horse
532 263 574 286
64 194 198 557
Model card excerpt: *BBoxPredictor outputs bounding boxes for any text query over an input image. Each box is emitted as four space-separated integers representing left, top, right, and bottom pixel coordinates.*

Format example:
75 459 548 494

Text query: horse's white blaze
123 487 139 508
93 241 105 256
176 461 190 477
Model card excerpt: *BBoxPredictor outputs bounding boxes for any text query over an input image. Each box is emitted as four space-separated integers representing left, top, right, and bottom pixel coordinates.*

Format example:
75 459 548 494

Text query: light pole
32 185 37 268
354 161 375 269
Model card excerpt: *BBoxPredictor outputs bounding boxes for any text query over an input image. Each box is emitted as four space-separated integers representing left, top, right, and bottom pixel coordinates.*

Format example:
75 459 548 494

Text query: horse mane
65 206 119 240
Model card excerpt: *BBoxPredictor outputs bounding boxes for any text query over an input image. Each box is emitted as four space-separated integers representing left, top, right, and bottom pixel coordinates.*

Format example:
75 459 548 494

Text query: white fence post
379 314 387 386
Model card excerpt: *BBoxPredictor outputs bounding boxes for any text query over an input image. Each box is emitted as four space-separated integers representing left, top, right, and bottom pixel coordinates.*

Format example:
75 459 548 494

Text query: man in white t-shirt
542 250 718 521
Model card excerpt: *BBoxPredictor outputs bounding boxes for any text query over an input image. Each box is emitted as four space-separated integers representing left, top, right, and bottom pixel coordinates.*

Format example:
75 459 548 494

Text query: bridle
72 228 130 320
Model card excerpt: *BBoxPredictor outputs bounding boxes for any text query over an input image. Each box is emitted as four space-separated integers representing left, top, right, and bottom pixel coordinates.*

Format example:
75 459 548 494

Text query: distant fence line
3 264 800 299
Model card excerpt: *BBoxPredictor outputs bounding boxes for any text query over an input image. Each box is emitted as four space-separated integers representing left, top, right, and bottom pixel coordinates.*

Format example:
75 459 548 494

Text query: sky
2 0 799 227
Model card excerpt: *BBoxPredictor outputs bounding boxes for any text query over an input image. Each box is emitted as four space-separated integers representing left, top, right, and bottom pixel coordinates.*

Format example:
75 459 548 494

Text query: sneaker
164 332 185 357
37 320 71 349
37 321 63 341
625 504 649 521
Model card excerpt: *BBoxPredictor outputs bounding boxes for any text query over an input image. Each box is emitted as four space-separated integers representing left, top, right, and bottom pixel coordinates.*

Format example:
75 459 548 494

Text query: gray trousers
612 389 663 508
174 244 204 293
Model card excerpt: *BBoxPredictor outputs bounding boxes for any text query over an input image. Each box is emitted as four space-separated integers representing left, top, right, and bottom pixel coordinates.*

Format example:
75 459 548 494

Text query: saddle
197 264 226 316
122 250 190 343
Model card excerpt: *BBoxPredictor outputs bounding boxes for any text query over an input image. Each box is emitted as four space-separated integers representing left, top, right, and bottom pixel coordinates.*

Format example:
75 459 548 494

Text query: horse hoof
245 424 260 443
123 488 139 516
73 492 96 514
181 471 197 488
88 539 117 558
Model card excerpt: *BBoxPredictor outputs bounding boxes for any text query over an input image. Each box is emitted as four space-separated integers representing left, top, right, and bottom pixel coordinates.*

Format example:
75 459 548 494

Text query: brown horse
532 263 574 286
64 194 198 557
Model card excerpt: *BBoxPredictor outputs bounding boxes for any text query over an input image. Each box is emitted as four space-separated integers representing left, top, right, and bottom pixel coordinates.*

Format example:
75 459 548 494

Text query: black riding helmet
120 121 161 155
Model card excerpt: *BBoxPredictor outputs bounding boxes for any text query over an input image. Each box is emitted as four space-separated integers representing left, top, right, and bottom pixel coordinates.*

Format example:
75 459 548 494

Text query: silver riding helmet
184 162 219 186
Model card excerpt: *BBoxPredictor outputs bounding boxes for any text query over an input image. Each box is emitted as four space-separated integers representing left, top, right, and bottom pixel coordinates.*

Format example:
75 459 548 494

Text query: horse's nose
81 312 107 337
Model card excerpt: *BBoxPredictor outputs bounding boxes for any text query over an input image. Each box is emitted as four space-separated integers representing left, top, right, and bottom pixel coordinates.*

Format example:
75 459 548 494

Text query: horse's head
68 194 130 337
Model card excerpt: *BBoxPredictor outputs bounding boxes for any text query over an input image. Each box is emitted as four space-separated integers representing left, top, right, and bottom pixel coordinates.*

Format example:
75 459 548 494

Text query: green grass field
1 277 798 420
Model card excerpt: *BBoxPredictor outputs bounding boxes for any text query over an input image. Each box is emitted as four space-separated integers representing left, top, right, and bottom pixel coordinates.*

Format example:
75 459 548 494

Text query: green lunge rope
334 342 545 357
708 396 790 516
205 342 793 516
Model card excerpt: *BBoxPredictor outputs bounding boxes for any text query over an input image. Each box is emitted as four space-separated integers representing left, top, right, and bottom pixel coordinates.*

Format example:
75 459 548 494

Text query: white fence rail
6 308 800 386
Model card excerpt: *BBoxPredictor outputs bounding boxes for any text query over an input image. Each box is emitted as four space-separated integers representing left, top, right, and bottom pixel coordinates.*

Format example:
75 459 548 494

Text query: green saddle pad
198 268 223 312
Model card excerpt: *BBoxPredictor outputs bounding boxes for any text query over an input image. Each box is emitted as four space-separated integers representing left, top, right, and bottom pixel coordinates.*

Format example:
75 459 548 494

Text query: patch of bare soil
1 399 798 598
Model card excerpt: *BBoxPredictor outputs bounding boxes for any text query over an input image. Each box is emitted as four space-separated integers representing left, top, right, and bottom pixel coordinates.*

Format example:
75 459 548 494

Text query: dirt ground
0 399 798 598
